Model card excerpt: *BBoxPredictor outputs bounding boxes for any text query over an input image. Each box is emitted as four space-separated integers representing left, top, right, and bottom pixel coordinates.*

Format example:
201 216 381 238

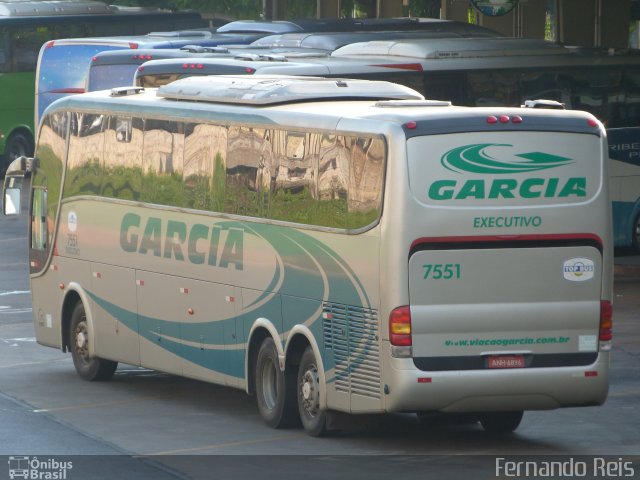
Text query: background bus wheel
5 132 32 161
69 302 117 381
479 411 523 434
297 346 328 437
255 337 297 428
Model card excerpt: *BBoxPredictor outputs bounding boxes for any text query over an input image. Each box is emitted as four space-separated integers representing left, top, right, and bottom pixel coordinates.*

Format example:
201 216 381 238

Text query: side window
64 112 105 198
318 134 348 228
30 111 67 273
31 187 47 250
347 137 385 230
183 123 227 211
226 126 268 217
141 119 184 207
270 130 319 225
103 116 143 200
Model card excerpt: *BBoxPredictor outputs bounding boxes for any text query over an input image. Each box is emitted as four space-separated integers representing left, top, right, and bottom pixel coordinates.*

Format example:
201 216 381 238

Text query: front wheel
479 411 523 434
297 346 328 437
69 302 117 381
255 337 297 428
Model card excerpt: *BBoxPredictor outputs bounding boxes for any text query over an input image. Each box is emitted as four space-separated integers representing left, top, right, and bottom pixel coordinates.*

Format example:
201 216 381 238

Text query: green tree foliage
110 0 441 19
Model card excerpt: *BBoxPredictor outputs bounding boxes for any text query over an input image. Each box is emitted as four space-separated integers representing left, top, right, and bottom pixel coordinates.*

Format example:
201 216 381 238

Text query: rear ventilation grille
323 303 381 399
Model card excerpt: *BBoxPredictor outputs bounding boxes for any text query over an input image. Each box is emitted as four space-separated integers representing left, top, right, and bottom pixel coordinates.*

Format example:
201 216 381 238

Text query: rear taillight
599 300 613 342
389 306 412 346
390 306 412 359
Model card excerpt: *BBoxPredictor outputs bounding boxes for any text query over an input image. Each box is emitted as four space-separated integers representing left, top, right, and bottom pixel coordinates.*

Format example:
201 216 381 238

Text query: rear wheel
297 346 328 437
69 302 117 381
479 411 523 434
255 337 297 428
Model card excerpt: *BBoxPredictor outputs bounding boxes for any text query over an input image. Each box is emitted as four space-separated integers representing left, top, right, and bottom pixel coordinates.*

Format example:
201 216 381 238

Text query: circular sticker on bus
470 0 517 16
563 258 595 282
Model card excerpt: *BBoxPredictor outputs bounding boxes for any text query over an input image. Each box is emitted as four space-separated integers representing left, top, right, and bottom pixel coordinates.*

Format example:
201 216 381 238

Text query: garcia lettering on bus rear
425 143 587 203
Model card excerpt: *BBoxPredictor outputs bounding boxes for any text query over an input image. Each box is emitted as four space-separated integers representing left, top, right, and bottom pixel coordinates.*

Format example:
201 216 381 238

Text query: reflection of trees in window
103 116 142 200
184 123 227 212
33 112 66 272
347 137 384 229
226 126 268 217
141 119 184 207
270 130 319 225
64 112 105 198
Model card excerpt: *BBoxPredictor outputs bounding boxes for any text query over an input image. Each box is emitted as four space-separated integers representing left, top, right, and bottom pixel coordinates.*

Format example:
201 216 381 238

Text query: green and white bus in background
3 75 613 436
0 0 205 175
133 37 640 251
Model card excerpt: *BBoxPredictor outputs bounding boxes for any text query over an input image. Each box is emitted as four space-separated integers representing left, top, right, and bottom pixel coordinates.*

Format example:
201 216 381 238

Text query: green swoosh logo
441 144 573 174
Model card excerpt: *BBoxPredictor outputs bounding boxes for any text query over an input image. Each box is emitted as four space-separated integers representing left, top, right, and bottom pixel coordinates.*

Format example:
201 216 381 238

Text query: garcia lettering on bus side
119 212 243 270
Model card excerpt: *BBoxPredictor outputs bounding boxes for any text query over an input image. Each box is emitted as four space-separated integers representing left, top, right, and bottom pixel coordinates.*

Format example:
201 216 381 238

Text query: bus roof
50 75 600 137
331 37 572 59
217 17 504 36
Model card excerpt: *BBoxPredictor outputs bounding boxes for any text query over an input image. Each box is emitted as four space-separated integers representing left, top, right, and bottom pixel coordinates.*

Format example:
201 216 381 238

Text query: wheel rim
73 320 90 364
299 363 320 419
261 359 278 411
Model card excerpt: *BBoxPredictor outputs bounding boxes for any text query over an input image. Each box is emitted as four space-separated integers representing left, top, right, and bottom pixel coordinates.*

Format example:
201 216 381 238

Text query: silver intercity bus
3 76 613 436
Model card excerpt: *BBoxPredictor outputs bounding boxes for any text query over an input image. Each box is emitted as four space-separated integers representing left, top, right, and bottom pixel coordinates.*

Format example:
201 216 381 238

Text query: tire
297 346 328 437
69 302 117 381
479 411 523 434
1 132 32 176
255 337 297 428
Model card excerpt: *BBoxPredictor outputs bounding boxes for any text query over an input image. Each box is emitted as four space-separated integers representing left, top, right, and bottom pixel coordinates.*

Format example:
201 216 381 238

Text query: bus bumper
382 346 610 413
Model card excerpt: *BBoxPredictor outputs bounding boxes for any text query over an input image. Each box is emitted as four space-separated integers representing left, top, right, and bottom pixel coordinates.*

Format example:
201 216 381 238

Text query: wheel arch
245 318 282 396
61 284 95 356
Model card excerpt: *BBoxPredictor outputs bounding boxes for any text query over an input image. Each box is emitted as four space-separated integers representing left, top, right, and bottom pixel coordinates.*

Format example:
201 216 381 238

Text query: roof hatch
156 75 424 105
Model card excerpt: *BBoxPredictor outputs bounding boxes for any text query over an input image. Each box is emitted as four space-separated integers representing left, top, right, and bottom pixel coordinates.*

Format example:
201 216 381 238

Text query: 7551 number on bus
423 263 461 280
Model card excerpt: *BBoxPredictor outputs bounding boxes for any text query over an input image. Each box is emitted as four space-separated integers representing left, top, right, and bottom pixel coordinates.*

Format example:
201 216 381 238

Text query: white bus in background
133 36 640 251
4 75 613 436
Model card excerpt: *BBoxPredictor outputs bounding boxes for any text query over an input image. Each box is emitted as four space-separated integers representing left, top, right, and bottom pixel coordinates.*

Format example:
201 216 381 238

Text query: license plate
487 355 525 369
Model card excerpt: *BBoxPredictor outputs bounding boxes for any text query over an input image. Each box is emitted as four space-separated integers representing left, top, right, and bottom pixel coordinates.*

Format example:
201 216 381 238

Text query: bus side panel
31 267 65 350
89 263 139 366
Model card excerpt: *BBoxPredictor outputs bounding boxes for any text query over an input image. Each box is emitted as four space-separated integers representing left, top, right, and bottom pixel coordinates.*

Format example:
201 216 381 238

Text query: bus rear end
383 107 611 432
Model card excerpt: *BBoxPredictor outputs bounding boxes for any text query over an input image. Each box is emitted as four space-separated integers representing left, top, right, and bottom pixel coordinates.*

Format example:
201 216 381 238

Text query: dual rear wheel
255 339 327 436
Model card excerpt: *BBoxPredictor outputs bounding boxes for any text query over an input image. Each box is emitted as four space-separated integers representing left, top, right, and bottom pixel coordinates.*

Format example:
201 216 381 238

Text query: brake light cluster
599 300 613 344
182 63 205 70
389 306 412 358
486 115 522 124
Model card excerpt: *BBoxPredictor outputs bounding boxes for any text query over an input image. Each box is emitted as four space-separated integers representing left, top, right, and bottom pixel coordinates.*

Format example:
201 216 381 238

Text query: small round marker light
486 116 498 124
405 121 417 130
588 118 599 127
511 115 523 124
245 67 256 74
499 115 510 124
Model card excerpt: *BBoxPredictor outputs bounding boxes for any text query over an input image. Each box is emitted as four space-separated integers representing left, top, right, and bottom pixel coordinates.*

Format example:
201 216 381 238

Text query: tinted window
102 116 142 200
